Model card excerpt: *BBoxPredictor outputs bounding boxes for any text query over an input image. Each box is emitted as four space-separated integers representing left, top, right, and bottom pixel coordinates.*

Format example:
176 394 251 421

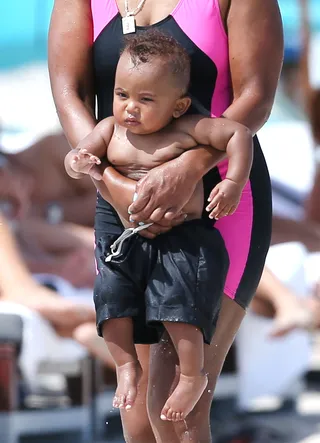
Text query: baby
65 30 253 422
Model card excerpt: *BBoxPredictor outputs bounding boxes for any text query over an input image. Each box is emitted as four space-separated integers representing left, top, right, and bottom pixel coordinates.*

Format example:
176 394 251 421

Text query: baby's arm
64 117 114 181
179 116 253 219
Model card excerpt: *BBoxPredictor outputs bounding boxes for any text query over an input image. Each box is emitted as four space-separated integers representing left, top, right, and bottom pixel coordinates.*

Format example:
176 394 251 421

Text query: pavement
18 380 320 443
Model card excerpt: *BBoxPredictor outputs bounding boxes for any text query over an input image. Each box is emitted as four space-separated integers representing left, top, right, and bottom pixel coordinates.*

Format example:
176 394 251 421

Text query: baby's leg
160 322 208 422
102 318 142 410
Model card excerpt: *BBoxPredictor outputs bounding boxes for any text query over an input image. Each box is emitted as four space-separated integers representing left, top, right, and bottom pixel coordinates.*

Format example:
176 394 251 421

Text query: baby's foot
113 361 142 411
160 372 208 422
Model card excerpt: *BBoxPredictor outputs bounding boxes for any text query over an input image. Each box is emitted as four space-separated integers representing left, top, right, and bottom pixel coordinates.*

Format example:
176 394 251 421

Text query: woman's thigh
148 295 246 443
215 138 271 309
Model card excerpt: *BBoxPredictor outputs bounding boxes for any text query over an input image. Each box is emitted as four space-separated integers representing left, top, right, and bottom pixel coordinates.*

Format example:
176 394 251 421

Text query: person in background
299 0 320 225
0 135 114 368
0 133 95 287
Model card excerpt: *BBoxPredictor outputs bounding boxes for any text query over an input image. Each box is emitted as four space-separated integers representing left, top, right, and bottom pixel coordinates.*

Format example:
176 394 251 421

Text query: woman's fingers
137 213 187 239
163 208 180 221
149 207 167 223
169 213 187 226
128 193 151 217
138 224 169 238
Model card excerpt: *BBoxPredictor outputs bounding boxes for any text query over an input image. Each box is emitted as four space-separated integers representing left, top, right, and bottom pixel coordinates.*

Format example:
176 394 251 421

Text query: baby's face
113 52 188 134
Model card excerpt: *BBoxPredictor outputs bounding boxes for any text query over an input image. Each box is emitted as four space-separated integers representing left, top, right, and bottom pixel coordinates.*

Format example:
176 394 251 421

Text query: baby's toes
118 394 126 409
166 408 175 421
170 411 178 422
113 395 120 408
124 391 136 410
160 406 169 421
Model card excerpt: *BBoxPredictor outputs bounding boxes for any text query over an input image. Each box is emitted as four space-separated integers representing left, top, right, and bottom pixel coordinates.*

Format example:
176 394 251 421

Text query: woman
48 1 283 441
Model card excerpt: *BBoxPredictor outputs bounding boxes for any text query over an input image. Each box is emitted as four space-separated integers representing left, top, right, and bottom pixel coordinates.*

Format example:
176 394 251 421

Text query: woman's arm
48 0 96 146
272 215 320 252
48 1 139 222
222 0 283 133
129 0 283 222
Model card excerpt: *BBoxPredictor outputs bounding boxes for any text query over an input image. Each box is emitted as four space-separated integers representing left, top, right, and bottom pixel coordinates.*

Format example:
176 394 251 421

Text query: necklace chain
124 0 147 17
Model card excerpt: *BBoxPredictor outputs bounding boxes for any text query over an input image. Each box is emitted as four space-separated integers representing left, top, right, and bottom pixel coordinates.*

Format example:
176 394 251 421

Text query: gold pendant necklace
122 0 148 34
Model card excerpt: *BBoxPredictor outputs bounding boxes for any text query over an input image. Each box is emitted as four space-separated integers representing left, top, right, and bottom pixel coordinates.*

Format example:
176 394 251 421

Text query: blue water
0 0 320 69
0 0 54 69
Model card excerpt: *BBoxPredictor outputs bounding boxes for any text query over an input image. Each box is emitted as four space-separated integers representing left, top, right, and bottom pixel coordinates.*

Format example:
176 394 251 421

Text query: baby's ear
173 96 192 118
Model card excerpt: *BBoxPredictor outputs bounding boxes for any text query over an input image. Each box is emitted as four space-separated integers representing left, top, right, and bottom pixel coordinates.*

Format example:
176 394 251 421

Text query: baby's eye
116 92 127 99
141 97 153 102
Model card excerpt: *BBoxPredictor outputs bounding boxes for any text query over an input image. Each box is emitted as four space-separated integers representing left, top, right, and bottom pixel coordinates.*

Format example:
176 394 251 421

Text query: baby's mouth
125 116 140 125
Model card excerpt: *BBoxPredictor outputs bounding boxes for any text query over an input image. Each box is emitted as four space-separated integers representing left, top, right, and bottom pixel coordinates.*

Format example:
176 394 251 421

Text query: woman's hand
128 155 200 224
136 214 187 239
95 168 186 238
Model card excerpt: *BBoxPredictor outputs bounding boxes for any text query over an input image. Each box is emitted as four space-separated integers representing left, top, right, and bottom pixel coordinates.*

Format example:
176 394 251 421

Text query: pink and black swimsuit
92 0 272 332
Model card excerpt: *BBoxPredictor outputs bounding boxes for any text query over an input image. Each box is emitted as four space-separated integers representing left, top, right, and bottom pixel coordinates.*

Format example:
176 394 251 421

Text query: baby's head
113 30 191 134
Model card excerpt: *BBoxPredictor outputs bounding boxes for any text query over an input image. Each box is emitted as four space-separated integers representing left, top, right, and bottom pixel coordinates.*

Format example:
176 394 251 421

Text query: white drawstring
105 223 153 262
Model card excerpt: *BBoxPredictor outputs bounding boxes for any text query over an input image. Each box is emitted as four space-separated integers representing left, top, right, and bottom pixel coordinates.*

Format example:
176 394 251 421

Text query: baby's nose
126 101 139 113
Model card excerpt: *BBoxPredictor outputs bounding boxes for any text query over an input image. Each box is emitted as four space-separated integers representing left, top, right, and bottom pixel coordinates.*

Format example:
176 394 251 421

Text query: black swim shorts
94 219 229 345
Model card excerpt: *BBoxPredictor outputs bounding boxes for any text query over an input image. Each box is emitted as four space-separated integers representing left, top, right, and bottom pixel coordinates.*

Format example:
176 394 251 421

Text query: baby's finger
207 186 219 203
227 205 237 216
71 155 80 164
218 205 232 218
209 202 225 220
77 149 86 157
88 155 101 165
213 204 228 220
206 193 223 212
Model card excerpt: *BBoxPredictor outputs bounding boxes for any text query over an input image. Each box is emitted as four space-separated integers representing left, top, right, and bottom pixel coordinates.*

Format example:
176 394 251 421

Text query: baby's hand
206 179 242 220
71 148 102 180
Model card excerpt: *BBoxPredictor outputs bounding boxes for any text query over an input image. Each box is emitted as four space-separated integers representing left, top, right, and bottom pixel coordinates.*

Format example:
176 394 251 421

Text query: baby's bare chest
107 131 190 168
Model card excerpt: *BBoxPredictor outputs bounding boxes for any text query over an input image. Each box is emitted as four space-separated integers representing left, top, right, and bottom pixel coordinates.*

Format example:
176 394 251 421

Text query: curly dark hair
122 29 191 93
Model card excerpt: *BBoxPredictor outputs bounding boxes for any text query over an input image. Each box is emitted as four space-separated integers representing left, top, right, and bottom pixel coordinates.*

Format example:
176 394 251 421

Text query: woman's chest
115 0 180 26
114 0 228 26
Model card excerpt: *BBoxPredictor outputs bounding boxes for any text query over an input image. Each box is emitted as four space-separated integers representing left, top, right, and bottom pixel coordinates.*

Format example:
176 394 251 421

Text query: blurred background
1 1 320 442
